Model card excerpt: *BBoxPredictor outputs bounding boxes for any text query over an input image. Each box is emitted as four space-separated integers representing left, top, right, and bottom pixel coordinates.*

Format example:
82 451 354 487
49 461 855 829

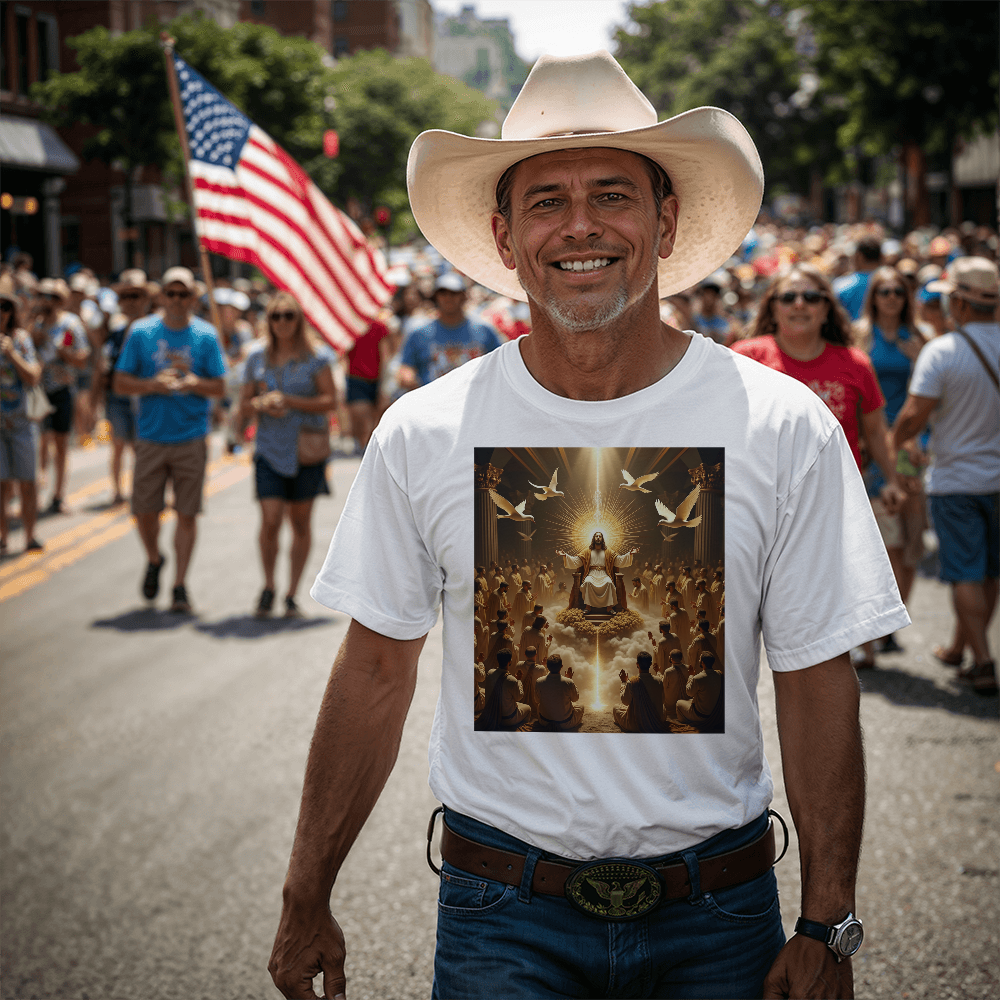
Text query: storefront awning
0 116 79 174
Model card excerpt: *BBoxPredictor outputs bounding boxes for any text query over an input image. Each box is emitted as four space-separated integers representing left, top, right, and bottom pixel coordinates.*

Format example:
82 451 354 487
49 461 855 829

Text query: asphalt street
1 434 997 1000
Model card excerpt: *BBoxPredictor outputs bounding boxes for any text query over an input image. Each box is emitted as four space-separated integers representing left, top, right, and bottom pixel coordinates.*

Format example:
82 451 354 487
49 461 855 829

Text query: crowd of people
472 553 727 732
1 214 996 679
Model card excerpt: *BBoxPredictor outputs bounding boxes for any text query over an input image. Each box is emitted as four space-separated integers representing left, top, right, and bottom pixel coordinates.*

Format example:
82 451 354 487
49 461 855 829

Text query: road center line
0 452 252 603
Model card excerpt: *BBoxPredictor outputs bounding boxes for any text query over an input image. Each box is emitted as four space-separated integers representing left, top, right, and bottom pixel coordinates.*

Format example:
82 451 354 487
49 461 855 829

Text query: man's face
118 288 149 322
162 282 194 326
435 288 466 324
491 147 678 333
592 532 605 549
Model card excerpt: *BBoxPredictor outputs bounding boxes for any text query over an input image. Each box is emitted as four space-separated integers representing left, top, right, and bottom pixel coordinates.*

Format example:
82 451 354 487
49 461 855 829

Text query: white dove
620 469 659 493
529 468 564 501
517 527 537 542
658 527 678 542
654 485 702 528
489 489 535 522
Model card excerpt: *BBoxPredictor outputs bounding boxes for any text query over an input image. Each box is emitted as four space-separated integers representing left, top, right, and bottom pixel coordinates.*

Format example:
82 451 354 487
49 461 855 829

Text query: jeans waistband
441 806 770 865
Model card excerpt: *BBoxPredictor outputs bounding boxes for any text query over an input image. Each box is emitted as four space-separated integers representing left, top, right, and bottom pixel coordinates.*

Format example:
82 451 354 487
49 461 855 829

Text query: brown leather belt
439 817 776 902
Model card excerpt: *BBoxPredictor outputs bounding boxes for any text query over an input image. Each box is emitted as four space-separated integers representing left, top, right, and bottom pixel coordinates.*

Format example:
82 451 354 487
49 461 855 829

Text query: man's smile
555 257 616 272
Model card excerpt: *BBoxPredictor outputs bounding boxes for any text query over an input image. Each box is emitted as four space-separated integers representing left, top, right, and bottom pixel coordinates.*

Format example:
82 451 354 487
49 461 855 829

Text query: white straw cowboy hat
407 50 764 302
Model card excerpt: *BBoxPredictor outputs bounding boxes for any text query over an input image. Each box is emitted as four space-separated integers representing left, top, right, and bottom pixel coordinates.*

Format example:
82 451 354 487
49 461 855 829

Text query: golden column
690 462 724 569
474 462 502 569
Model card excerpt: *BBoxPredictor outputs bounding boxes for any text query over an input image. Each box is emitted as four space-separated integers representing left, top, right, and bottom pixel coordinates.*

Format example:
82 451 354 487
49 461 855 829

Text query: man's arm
892 393 937 450
763 652 861 1000
269 621 426 1000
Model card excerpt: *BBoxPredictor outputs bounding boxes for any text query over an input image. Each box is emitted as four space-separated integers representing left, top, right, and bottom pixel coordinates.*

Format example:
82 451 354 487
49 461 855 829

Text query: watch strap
795 917 833 944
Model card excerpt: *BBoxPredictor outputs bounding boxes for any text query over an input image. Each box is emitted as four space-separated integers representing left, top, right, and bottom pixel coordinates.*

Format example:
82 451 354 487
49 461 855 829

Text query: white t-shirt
907 322 1000 495
312 334 908 859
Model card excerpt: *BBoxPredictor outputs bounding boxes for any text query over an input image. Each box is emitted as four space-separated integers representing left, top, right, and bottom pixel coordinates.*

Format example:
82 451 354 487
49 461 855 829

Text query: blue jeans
433 809 785 999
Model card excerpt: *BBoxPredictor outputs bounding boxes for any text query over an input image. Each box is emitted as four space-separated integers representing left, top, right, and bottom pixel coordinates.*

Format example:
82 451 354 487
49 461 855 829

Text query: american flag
174 52 393 351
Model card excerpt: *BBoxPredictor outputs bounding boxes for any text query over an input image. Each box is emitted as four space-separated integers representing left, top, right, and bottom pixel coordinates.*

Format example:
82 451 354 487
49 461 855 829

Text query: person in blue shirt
832 236 882 320
397 272 500 389
113 267 226 614
855 265 928 657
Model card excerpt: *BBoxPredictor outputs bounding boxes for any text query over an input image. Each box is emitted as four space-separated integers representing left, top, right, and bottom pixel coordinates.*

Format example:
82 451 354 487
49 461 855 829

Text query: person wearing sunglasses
30 277 90 515
240 291 337 619
854 267 929 655
112 267 226 615
732 265 908 663
0 276 43 554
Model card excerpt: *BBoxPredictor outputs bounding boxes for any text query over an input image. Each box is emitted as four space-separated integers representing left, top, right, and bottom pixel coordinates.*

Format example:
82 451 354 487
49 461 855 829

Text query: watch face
838 922 864 956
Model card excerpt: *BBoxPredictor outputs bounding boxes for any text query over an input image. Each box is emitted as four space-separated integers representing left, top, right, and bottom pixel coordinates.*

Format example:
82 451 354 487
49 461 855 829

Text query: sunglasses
269 311 298 322
876 287 906 298
119 292 146 301
41 293 60 301
164 289 191 299
0 301 13 312
776 290 826 305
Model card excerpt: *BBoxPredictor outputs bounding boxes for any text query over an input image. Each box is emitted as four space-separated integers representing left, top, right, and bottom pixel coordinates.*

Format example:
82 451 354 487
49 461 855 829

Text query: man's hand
763 936 853 999
879 480 907 516
268 901 346 999
619 668 628 683
152 369 181 393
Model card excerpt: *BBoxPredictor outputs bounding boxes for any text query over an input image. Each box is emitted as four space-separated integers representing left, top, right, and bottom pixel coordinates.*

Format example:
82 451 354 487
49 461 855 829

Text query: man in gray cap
396 272 500 389
270 50 906 999
893 256 999 695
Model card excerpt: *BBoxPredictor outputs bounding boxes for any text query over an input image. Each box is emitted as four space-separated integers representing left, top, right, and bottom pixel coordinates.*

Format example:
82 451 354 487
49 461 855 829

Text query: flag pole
161 32 224 343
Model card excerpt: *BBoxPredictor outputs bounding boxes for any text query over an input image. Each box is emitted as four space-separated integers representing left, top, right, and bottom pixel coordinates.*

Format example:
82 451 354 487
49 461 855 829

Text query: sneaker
284 596 303 619
255 587 275 618
45 496 66 515
25 538 44 552
142 555 165 600
170 584 193 615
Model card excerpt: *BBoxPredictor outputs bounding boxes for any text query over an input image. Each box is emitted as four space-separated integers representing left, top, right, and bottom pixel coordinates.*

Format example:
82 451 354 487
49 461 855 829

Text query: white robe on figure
563 547 633 608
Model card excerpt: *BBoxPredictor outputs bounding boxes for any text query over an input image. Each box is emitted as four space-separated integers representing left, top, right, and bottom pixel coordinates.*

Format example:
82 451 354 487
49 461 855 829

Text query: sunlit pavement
1 435 996 999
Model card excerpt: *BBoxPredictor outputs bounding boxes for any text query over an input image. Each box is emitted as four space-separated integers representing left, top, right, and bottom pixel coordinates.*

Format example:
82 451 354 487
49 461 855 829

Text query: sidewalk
764 570 999 999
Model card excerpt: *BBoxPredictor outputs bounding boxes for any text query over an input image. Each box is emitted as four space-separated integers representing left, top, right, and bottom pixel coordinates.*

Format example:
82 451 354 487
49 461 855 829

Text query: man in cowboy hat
271 51 906 999
892 256 999 695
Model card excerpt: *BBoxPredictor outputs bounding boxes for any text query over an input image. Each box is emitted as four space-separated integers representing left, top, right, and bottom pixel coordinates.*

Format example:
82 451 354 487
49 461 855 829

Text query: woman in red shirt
732 263 907 668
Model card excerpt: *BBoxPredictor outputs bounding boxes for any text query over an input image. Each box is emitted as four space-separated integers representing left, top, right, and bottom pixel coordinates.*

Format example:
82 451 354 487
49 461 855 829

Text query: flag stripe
174 54 392 350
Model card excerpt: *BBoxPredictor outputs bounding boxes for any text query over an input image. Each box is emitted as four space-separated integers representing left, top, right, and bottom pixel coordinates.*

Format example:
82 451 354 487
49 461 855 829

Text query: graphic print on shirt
474 446 725 734
152 339 193 374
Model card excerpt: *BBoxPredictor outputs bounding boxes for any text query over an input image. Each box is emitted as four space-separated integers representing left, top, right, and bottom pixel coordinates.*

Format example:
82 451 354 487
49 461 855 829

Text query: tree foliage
31 13 498 232
614 1 840 195
613 0 999 196
805 0 999 159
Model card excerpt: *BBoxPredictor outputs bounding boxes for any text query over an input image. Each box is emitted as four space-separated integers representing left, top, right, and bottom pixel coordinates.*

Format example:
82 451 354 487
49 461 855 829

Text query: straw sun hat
407 50 764 302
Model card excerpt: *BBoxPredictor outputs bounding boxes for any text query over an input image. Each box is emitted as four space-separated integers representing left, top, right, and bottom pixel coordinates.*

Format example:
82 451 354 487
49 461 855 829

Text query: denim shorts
0 417 36 482
433 808 785 999
929 493 999 583
254 454 330 503
346 375 378 404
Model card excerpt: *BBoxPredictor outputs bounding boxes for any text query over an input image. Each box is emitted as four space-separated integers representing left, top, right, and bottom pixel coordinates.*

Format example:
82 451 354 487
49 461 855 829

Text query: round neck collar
500 330 704 417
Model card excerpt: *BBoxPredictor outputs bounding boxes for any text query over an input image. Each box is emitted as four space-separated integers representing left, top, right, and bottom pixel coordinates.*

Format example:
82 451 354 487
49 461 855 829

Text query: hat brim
407 106 763 301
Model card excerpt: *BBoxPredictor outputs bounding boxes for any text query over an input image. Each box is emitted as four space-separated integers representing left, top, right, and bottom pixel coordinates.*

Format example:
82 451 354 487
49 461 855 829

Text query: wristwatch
794 912 864 961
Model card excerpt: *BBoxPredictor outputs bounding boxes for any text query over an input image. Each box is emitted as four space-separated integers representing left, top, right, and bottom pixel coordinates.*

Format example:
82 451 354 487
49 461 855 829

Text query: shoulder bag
955 326 999 393
25 384 55 421
276 360 332 466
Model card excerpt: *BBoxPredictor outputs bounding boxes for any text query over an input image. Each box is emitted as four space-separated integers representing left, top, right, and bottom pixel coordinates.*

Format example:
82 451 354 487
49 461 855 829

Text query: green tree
805 0 999 224
323 49 498 235
613 0 844 199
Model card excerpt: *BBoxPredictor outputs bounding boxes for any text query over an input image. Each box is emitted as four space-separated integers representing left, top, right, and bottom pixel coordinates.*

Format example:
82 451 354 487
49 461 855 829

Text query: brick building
1 0 420 279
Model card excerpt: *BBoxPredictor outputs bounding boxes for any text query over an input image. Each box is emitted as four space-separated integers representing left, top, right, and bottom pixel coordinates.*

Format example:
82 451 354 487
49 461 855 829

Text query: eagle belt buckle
564 858 662 921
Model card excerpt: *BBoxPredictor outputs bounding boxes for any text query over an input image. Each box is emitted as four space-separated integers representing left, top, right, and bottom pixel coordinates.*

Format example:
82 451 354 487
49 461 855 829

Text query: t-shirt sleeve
310 435 442 640
908 340 946 400
115 328 142 375
400 329 425 368
760 424 910 671
199 334 227 378
243 350 262 386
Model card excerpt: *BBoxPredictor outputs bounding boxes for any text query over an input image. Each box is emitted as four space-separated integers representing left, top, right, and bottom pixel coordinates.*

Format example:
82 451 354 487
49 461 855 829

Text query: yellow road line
0 452 251 604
